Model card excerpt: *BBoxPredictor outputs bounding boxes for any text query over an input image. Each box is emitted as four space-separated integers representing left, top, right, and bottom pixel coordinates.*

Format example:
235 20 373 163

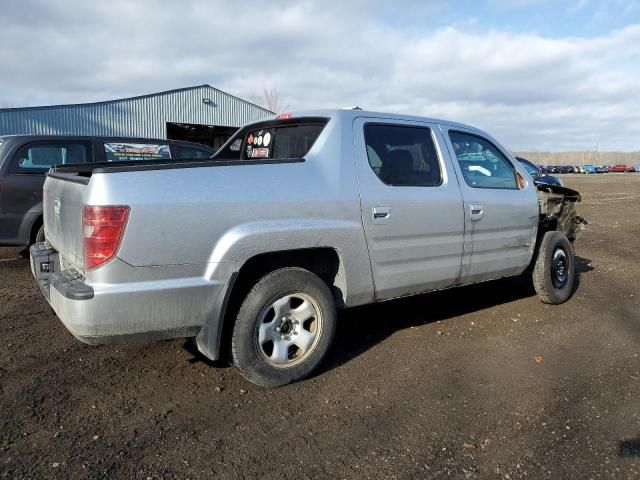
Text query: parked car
596 165 609 173
609 165 628 172
515 156 563 187
632 165 640 172
0 135 215 247
30 110 585 387
583 164 597 174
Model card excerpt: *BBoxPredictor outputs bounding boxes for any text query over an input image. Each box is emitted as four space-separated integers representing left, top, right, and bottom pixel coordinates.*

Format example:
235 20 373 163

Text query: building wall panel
0 85 272 138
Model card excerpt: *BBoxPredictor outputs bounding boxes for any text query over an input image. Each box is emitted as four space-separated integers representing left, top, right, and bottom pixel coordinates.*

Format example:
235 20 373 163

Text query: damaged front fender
536 182 588 242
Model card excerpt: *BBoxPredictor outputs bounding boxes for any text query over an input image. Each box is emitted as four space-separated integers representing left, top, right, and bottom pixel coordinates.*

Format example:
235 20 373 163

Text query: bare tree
251 84 289 114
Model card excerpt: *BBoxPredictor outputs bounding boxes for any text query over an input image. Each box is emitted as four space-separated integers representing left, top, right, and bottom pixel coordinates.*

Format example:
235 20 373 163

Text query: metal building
0 85 273 149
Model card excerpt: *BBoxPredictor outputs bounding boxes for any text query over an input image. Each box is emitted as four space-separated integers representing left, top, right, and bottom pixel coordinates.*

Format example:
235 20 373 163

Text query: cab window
364 124 441 187
214 118 328 161
449 131 517 189
12 142 91 173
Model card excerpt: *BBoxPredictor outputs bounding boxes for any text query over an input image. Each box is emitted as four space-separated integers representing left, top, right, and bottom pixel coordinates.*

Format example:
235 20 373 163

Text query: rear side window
12 142 91 173
449 131 517 189
215 119 328 161
364 124 442 187
103 142 171 162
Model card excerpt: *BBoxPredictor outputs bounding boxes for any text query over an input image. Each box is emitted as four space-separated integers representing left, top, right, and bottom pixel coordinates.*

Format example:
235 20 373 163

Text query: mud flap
195 272 238 361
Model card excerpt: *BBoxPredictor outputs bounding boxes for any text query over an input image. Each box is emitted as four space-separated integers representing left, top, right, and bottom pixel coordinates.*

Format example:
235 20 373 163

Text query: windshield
215 117 329 161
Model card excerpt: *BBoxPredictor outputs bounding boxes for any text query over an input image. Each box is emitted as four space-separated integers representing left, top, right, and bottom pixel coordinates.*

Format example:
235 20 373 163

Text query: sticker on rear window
245 129 273 159
104 143 171 162
250 147 269 158
229 139 242 151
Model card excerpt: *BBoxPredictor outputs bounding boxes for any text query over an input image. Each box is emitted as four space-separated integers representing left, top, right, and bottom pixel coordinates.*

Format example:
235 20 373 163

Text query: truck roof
287 108 484 133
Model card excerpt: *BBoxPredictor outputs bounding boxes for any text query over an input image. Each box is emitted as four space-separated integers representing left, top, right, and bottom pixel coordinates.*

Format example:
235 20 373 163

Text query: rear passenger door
354 118 465 300
441 127 539 283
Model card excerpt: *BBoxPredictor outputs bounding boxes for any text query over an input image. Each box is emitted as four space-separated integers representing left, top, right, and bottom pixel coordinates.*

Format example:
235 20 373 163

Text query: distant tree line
514 151 640 166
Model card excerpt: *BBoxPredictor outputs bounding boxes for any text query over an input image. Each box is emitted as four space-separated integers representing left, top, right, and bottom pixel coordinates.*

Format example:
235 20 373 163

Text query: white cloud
0 0 639 151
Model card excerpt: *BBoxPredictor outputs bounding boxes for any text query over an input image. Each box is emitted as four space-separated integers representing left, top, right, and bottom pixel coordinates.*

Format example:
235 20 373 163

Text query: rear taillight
82 206 130 270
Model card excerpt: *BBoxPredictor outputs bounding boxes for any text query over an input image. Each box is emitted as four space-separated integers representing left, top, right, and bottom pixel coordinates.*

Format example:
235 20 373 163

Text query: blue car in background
583 164 597 174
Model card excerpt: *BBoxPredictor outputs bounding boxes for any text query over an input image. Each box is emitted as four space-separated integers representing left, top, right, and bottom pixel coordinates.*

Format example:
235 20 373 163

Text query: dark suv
0 135 215 246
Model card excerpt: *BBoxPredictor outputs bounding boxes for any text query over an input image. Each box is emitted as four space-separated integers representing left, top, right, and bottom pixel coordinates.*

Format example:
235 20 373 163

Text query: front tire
532 231 575 304
231 267 337 387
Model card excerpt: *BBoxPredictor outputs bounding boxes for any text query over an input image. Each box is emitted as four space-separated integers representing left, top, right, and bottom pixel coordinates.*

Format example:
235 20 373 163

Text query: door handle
470 203 484 220
372 206 391 223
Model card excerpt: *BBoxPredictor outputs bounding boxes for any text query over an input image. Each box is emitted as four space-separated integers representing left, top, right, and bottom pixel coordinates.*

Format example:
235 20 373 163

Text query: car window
215 119 328 161
173 144 213 159
449 131 517 189
103 142 171 162
12 142 91 173
517 157 540 179
364 124 442 187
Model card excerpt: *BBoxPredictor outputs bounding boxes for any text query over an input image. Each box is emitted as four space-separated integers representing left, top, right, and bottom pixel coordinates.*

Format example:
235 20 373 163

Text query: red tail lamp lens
82 206 130 270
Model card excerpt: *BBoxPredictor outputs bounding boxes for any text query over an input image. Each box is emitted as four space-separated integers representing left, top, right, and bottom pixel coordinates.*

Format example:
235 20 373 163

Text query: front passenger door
443 128 539 284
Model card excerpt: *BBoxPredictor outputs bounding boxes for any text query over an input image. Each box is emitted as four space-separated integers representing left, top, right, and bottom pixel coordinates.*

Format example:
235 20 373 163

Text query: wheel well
218 247 345 361
527 216 560 273
29 216 43 244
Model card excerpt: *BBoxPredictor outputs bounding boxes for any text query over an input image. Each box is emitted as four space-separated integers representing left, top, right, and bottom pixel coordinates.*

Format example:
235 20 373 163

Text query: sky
1 0 639 151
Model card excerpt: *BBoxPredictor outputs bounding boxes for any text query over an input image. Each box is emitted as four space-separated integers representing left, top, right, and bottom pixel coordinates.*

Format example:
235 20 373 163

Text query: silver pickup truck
30 110 585 387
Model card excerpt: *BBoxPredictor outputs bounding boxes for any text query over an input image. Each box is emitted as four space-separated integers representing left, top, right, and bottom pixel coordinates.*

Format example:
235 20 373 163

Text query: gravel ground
1 175 639 479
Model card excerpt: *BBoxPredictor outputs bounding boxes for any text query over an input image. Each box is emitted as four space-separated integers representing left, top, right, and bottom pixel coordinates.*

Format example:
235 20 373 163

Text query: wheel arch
197 247 347 362
29 214 43 244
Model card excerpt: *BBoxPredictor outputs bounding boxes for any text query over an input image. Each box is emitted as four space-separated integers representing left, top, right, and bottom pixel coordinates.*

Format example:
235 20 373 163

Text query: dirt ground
1 175 639 479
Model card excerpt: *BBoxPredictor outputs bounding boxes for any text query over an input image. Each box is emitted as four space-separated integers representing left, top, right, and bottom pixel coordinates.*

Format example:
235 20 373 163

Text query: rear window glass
173 144 213 159
103 143 171 162
215 119 328 161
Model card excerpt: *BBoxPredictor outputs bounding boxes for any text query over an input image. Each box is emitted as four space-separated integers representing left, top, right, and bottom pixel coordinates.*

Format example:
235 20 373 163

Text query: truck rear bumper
29 243 227 346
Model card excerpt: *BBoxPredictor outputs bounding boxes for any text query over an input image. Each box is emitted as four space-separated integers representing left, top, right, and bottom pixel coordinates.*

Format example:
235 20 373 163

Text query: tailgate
43 173 87 271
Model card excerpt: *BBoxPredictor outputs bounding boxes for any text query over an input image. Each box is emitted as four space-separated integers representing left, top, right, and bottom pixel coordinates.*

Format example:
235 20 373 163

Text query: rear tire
231 267 337 387
532 231 575 304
